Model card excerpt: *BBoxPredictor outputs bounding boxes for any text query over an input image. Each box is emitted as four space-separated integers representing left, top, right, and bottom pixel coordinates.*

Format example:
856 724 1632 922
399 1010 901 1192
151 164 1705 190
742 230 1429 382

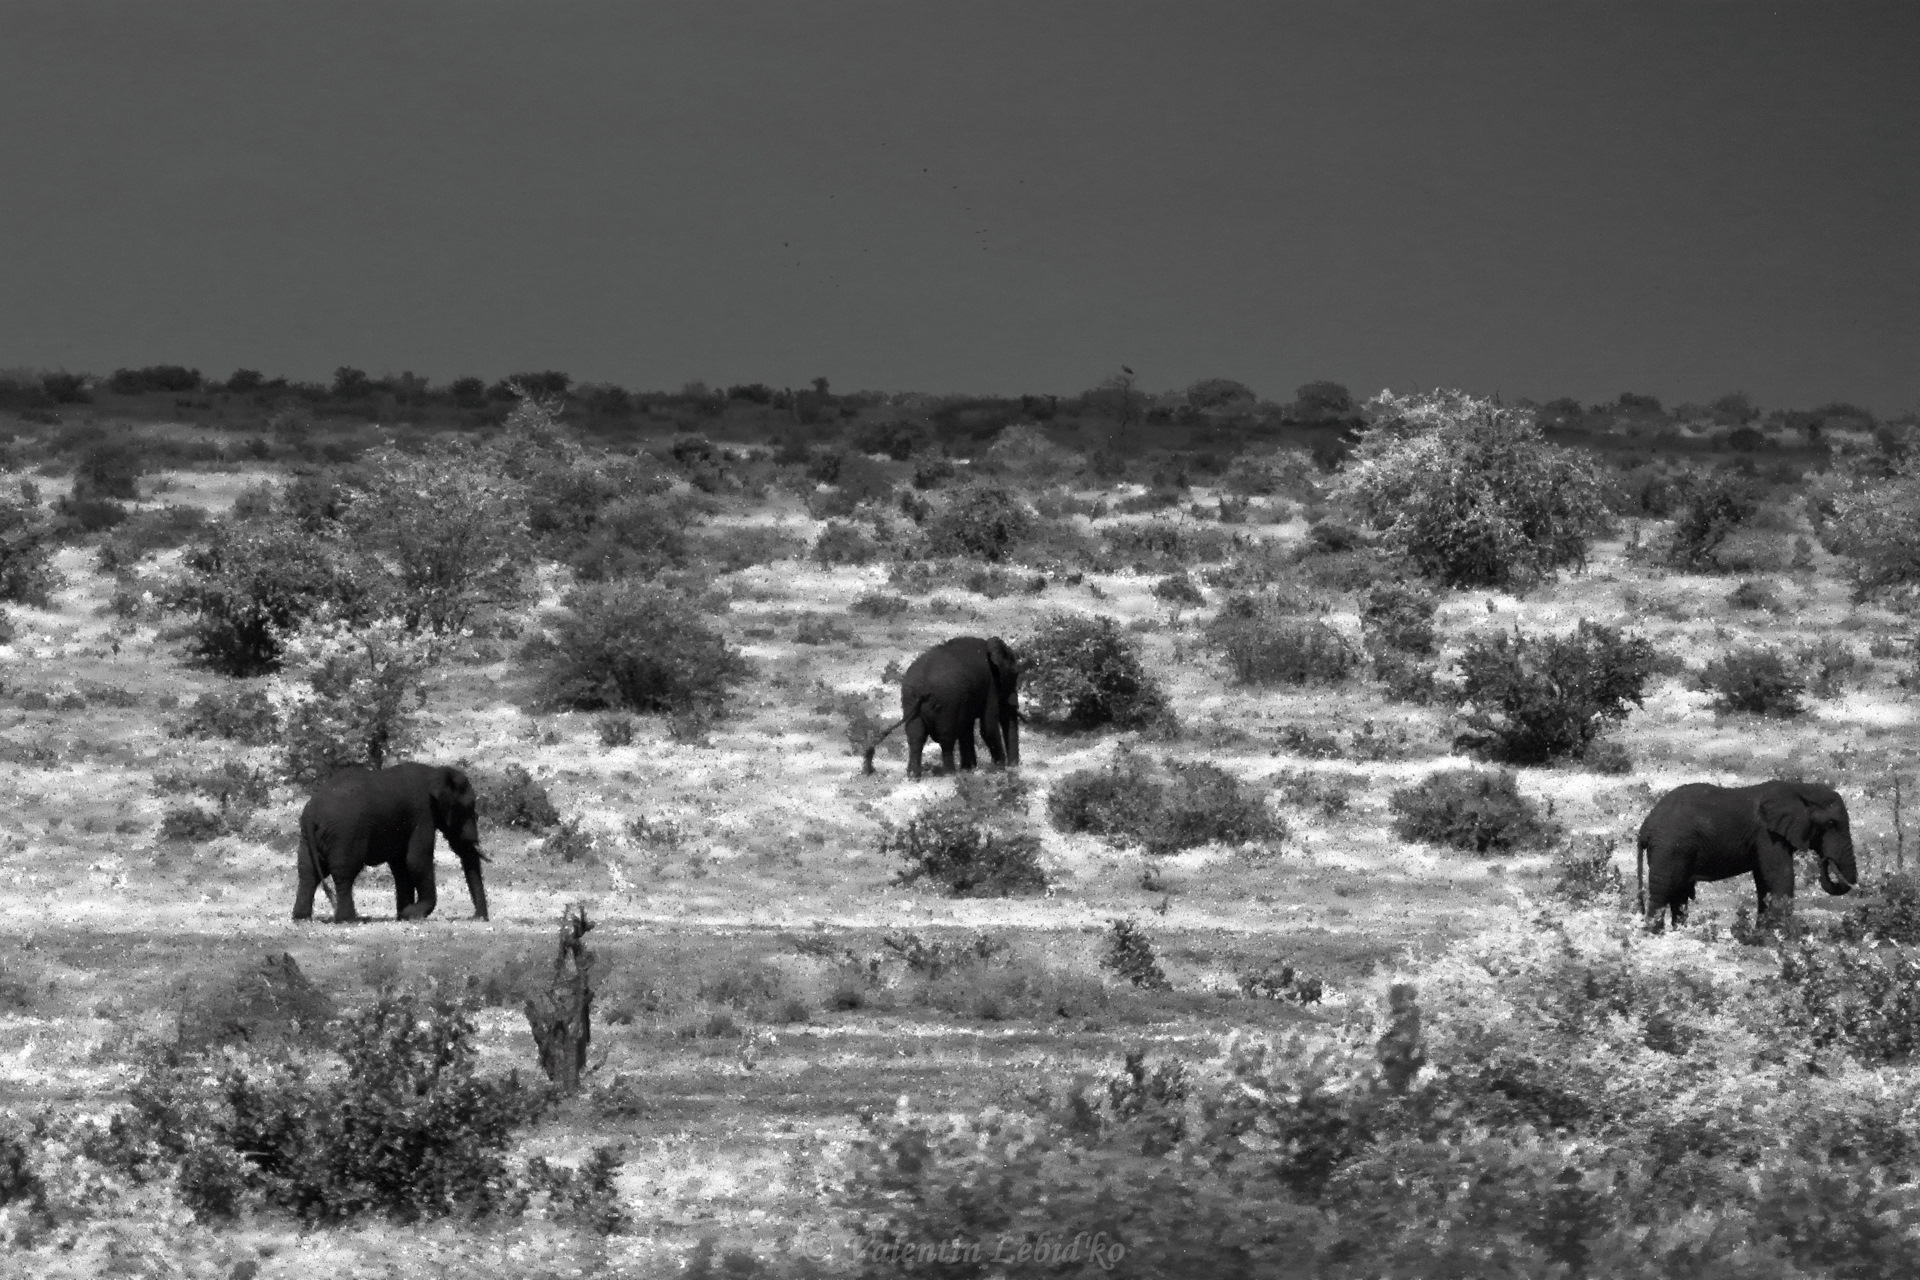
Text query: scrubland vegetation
0 368 1918 1276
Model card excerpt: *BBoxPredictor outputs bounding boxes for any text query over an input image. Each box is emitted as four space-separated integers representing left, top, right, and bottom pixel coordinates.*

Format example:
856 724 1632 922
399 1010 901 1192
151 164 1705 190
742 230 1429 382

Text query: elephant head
986 636 1021 767
429 767 484 861
1760 781 1857 895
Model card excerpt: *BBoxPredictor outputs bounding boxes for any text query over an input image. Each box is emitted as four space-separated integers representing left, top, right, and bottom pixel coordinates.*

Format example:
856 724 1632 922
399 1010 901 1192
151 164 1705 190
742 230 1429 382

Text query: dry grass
1 466 1916 1272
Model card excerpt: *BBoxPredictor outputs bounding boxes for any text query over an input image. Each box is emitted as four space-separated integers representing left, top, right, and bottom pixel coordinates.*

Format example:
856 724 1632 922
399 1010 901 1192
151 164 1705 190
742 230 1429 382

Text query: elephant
1636 780 1858 927
862 636 1021 779
293 763 489 923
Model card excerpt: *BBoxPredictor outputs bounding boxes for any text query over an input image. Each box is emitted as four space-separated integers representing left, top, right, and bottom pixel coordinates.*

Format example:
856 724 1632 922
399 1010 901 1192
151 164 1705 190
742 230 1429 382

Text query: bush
1341 389 1609 589
476 764 560 831
1727 577 1785 613
541 582 749 716
1837 870 1920 945
170 521 375 677
55 493 130 532
97 504 210 571
597 714 637 747
1049 751 1285 854
0 490 59 606
1795 636 1868 699
111 986 549 1224
1697 645 1807 717
1667 470 1760 570
1360 581 1438 656
1020 613 1173 731
567 495 689 581
812 519 885 567
1450 622 1659 764
179 687 280 744
1101 918 1171 990
274 616 438 784
1552 836 1626 907
1103 519 1234 568
848 590 911 618
1823 456 1920 609
882 787 1049 898
541 817 596 863
1204 596 1357 686
159 804 231 843
1389 767 1558 853
175 952 336 1053
72 437 144 501
925 484 1034 562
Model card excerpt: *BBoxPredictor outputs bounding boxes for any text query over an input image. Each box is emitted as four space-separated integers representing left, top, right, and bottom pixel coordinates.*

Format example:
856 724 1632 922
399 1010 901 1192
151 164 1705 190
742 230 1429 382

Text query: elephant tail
300 817 336 909
862 695 932 775
1636 830 1648 919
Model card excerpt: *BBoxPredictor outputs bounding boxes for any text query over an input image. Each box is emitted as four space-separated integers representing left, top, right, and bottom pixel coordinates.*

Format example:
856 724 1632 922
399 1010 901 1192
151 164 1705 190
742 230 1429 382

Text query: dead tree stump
524 903 595 1093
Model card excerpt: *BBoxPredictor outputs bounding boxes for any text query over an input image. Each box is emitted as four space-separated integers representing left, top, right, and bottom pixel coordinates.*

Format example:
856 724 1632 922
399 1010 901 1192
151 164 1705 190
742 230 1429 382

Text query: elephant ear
1759 785 1814 849
432 767 476 821
986 638 1019 699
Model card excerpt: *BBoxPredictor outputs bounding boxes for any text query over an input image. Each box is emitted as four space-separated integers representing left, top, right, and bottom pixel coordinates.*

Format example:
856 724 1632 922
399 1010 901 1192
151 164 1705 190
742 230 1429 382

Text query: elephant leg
293 870 319 921
399 831 437 920
906 719 928 780
394 870 419 920
459 854 489 921
1755 838 1796 917
939 741 958 773
958 732 978 771
333 873 363 924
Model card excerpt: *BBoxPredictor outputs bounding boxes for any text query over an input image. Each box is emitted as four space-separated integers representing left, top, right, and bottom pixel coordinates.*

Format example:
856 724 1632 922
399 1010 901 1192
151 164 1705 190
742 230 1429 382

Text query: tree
346 438 531 635
274 613 440 783
1185 378 1257 412
1340 389 1609 590
1294 381 1355 423
1825 456 1920 610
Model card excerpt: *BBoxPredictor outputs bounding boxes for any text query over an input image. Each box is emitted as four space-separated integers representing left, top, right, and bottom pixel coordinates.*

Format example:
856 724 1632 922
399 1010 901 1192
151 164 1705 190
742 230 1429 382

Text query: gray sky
2 1 1915 411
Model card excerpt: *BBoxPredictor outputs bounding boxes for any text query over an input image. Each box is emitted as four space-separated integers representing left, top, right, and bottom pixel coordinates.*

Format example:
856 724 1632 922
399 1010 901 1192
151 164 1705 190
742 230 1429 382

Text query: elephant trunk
1004 702 1020 767
1819 830 1858 895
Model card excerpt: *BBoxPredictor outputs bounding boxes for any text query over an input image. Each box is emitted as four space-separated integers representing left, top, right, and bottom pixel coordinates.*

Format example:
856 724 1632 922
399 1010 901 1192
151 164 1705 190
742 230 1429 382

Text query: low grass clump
1389 767 1559 853
1047 750 1284 854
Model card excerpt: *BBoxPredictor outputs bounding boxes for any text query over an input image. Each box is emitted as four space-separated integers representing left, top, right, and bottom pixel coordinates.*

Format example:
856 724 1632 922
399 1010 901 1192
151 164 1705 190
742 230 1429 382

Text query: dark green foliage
812 519 885 566
1552 836 1626 907
567 496 688 581
525 1144 629 1235
97 504 209 570
542 582 749 715
55 493 130 532
541 817 596 863
476 763 560 831
1101 919 1170 990
849 590 911 618
1047 751 1284 854
1150 571 1204 608
1360 581 1438 656
159 805 232 843
1838 871 1920 946
72 438 144 501
1020 613 1172 730
925 484 1033 562
1451 622 1658 764
883 784 1048 898
0 491 60 606
179 687 279 744
113 987 549 1225
597 714 637 747
279 471 353 531
1102 519 1234 567
1667 471 1760 570
1239 963 1325 1004
1727 577 1784 612
1795 636 1868 699
1697 645 1807 716
1389 768 1559 853
1779 940 1920 1063
1204 594 1357 686
170 521 373 676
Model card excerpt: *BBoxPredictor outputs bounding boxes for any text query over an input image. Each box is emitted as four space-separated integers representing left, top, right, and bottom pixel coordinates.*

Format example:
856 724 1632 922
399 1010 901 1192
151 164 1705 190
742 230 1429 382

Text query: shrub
97 504 210 571
848 590 911 618
1697 644 1807 717
1819 455 1920 609
348 442 531 633
541 817 596 863
689 524 803 572
1101 918 1170 990
1341 389 1609 589
1238 963 1325 1004
1450 622 1658 764
1204 597 1357 686
72 437 144 501
1837 870 1920 945
567 495 689 581
1727 577 1785 613
1389 767 1558 852
1047 750 1284 854
111 986 549 1224
1270 768 1355 817
175 952 336 1053
179 687 280 744
882 789 1048 898
1795 636 1868 699
1666 470 1760 570
541 582 749 716
159 804 231 843
1360 581 1438 656
1552 836 1626 907
0 490 59 606
597 714 637 747
1150 572 1205 609
812 519 885 566
924 484 1034 562
274 615 438 784
1020 613 1173 730
476 764 561 831
170 521 375 676
1779 939 1920 1063
1103 519 1234 567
